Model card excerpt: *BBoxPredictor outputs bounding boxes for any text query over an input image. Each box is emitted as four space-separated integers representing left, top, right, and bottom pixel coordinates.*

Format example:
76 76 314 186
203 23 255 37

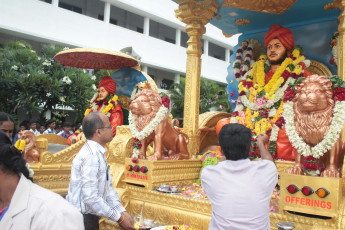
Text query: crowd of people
0 112 82 143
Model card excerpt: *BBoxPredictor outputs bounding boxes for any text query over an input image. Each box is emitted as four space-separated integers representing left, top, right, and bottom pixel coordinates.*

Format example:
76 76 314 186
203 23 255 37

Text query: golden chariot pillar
337 0 345 81
175 0 218 155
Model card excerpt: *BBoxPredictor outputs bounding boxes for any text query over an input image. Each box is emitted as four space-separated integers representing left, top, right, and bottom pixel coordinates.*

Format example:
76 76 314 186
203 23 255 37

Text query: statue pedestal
279 174 342 218
123 158 202 190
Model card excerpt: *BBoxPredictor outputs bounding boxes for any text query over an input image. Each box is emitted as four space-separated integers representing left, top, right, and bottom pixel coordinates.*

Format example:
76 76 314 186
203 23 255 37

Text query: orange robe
107 103 123 137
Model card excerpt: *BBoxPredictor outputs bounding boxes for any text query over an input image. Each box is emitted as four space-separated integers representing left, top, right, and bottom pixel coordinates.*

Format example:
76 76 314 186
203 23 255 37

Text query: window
110 6 144 34
98 15 118 25
150 20 176 44
209 42 225 61
59 2 82 14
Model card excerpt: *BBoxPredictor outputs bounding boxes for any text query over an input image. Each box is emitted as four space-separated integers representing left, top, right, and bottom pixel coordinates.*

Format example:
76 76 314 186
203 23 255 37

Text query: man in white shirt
29 121 40 135
201 123 278 230
66 112 135 230
43 119 56 134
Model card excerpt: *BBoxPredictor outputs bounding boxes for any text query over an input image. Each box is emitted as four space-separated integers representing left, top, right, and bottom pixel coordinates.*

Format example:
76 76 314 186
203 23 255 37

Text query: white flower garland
283 101 345 158
239 77 295 111
26 163 34 178
233 42 253 80
129 105 168 158
269 124 279 144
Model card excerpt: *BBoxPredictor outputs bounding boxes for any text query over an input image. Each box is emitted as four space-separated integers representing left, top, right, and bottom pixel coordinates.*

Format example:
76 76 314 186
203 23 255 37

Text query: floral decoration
15 140 26 151
329 31 338 66
231 46 310 157
25 163 34 177
302 155 320 176
129 104 169 159
84 92 119 117
233 41 254 81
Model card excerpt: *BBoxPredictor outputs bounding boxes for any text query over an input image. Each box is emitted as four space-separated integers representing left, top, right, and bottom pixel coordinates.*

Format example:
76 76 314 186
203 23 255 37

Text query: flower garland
231 46 310 156
26 163 34 178
15 140 26 151
131 81 151 100
283 100 345 159
329 31 338 66
84 93 119 117
129 104 169 159
283 75 345 160
303 156 320 176
233 41 254 81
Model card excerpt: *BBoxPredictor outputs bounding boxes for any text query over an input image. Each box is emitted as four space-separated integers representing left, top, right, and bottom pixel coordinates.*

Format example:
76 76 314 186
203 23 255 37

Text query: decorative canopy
211 0 339 36
54 48 138 70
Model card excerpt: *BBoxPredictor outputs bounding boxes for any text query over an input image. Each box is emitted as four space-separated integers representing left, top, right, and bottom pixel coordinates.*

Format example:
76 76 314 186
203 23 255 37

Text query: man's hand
256 134 273 161
257 133 268 144
118 212 136 230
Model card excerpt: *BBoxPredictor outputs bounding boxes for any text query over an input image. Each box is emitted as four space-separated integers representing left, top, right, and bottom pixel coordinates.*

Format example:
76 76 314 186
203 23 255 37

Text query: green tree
0 41 101 123
168 77 232 124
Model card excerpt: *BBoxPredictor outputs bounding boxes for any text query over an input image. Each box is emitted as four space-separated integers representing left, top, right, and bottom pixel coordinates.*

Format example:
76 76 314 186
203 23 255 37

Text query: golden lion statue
19 130 40 163
288 75 345 178
129 89 189 160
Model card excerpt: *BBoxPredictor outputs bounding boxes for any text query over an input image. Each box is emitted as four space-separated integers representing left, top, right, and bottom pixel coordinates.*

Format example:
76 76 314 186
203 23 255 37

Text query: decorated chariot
23 0 345 229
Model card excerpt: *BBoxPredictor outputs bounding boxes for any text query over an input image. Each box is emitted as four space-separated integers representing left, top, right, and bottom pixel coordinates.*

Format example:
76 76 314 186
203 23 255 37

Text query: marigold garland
232 46 310 156
84 93 119 117
15 140 26 151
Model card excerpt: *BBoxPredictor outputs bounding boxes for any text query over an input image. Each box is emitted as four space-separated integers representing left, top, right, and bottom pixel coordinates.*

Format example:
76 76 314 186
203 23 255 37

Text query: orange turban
264 25 294 51
98 76 116 95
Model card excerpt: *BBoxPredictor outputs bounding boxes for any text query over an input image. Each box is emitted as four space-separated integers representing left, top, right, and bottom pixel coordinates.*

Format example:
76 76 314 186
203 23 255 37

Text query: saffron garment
107 103 123 137
201 159 277 230
0 175 84 230
66 140 126 222
92 101 123 137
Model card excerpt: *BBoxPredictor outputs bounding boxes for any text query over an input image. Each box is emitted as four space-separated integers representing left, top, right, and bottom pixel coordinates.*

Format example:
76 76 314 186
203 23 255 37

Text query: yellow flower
15 140 20 149
292 49 300 58
102 95 119 115
293 65 302 75
19 140 26 151
84 108 92 117
253 111 259 117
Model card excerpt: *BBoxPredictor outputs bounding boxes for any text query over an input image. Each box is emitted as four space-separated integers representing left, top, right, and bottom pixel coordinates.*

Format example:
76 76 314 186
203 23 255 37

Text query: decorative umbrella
54 47 138 70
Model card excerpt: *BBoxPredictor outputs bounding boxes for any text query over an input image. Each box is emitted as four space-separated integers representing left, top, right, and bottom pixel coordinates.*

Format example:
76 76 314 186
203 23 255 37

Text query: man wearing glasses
67 112 135 230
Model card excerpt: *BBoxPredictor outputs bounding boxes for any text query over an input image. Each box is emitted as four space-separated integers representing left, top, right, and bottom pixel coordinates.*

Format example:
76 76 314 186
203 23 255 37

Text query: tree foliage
0 41 102 123
168 77 232 122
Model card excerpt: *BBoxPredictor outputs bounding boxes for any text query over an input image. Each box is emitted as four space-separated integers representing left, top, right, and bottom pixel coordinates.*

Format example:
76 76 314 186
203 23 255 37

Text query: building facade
0 0 237 89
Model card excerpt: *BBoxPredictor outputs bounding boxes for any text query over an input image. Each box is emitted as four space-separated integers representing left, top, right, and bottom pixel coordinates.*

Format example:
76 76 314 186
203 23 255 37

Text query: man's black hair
218 123 252 161
62 122 72 127
46 119 55 126
82 112 104 139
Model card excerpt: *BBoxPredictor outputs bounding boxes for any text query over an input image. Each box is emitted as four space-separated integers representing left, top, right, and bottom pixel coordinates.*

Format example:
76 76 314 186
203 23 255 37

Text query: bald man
66 112 135 230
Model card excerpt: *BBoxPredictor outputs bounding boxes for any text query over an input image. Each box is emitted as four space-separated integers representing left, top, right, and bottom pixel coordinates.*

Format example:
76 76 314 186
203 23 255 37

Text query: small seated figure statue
69 76 123 144
16 130 40 163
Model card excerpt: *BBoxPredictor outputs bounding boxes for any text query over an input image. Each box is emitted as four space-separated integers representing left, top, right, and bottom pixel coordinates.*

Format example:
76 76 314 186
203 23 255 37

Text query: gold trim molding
222 0 297 15
235 19 250 25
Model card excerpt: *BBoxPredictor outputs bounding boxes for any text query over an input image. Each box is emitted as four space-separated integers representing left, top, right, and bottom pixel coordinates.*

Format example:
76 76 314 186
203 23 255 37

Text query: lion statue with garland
286 74 345 178
129 88 189 160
